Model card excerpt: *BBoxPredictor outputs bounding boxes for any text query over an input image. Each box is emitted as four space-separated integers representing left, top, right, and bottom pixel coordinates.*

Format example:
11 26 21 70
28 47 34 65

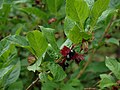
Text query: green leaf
87 62 109 73
68 25 92 44
27 30 48 57
64 17 75 37
0 39 16 62
42 81 58 90
6 35 29 47
105 57 120 79
19 7 48 19
0 65 13 78
109 0 120 8
40 26 60 54
99 74 116 89
85 0 94 9
106 38 119 46
27 57 42 72
97 8 115 23
66 0 90 30
8 81 23 90
48 63 66 81
46 0 64 13
90 0 110 27
5 60 21 86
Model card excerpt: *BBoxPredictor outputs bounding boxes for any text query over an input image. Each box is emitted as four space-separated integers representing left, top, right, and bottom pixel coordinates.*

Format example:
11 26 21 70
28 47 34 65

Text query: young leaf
66 0 90 30
90 0 110 27
40 26 60 54
48 63 66 81
46 0 64 13
27 30 48 57
99 74 116 89
105 57 120 79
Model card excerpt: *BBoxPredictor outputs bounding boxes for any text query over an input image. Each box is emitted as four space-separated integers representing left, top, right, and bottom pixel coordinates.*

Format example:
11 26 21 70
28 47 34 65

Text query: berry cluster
59 46 84 70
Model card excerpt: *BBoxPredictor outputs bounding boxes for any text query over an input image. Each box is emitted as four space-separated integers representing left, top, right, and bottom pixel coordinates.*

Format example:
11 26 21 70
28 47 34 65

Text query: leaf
87 62 109 73
40 26 60 54
66 0 90 30
90 0 110 27
27 57 42 72
19 7 48 19
109 0 120 8
106 38 119 46
68 25 92 44
8 81 23 90
0 65 13 78
46 0 64 13
42 81 58 90
5 60 21 86
27 30 48 57
99 74 116 89
64 17 75 37
84 0 94 9
48 63 66 81
97 8 115 23
6 35 29 47
105 57 120 79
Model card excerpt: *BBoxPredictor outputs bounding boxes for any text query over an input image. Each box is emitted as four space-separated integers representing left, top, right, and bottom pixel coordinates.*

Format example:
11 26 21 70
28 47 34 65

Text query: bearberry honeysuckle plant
0 0 120 90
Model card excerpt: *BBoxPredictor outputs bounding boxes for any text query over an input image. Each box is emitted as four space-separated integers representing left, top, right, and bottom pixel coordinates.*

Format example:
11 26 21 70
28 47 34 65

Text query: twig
26 77 39 90
76 15 116 79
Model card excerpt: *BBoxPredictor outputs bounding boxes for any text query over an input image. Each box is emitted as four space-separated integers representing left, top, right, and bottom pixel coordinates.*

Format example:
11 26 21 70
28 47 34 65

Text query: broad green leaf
6 35 29 47
48 63 66 81
5 60 21 86
68 25 92 44
99 74 116 89
46 0 64 13
27 30 48 57
90 0 110 27
105 57 120 79
6 35 34 55
66 0 90 30
68 25 82 44
87 62 109 73
39 72 49 82
19 7 48 19
8 81 23 90
40 26 60 54
0 39 16 62
0 65 13 78
106 38 119 46
42 81 58 90
64 17 75 37
27 57 42 72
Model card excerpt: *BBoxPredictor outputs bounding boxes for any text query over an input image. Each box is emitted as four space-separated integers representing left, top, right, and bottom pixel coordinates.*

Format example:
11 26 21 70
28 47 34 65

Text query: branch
76 15 116 79
26 77 39 90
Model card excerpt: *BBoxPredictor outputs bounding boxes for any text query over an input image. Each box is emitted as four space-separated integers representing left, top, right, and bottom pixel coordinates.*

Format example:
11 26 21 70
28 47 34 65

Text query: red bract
60 46 71 56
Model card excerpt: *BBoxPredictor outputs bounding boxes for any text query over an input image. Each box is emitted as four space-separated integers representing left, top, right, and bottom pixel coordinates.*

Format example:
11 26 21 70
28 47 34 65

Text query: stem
26 77 39 90
76 15 116 79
